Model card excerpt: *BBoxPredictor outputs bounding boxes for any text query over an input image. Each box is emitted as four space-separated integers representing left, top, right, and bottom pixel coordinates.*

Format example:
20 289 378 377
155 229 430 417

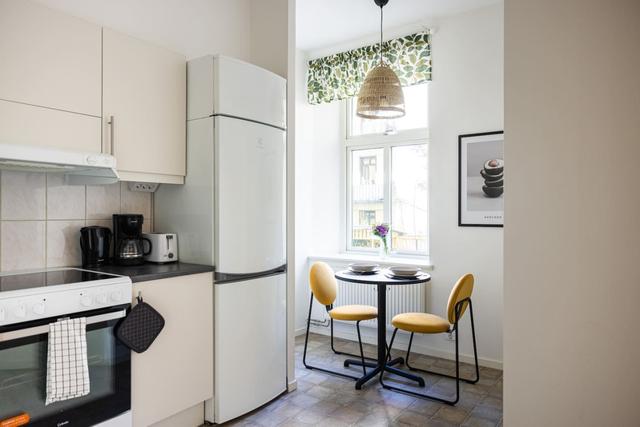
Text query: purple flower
372 223 389 238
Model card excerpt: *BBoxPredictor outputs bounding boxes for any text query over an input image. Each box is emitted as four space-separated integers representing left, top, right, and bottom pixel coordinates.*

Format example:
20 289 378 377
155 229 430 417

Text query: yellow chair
303 262 379 380
380 273 480 404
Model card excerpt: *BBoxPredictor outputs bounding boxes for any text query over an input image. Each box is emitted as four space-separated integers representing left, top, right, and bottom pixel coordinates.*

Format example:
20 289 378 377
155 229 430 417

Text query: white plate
349 263 380 273
388 266 421 277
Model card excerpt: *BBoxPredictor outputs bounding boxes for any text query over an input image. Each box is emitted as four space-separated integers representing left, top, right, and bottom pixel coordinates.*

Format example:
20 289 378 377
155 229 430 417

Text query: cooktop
0 268 117 292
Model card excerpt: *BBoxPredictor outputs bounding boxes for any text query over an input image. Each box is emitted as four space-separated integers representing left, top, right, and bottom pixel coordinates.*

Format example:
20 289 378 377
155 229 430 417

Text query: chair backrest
309 262 337 306
446 273 474 323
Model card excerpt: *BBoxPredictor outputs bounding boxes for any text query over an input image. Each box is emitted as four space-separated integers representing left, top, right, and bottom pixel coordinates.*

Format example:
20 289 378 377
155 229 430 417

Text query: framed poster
458 131 504 227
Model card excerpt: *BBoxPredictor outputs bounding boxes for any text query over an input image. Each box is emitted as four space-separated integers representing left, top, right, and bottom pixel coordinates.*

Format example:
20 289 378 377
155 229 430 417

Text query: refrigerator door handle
214 264 286 284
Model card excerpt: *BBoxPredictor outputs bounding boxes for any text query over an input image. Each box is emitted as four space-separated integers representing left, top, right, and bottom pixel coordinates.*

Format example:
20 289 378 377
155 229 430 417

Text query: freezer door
212 274 287 423
214 56 286 129
215 116 285 274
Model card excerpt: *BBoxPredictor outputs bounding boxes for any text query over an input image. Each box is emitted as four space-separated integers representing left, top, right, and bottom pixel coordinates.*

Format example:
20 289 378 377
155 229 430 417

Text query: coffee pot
113 214 152 265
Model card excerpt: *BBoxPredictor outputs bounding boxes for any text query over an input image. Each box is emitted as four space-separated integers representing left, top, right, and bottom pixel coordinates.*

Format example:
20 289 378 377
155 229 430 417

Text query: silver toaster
142 233 178 263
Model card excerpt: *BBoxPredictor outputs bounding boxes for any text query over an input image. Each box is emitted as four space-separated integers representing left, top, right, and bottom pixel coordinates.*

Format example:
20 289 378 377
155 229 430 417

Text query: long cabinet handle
108 115 115 155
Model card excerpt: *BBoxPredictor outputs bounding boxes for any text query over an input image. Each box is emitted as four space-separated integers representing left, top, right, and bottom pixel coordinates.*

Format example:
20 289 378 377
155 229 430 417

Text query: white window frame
343 99 430 258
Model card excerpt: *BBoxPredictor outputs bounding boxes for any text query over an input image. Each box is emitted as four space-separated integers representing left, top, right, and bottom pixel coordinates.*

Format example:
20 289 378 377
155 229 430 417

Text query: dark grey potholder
116 297 165 353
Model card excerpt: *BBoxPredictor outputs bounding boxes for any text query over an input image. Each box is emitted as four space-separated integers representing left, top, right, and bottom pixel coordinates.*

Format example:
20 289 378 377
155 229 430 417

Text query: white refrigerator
154 55 287 424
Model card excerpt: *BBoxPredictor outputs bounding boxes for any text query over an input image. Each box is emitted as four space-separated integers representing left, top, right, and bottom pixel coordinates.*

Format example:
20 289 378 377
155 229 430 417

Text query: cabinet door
103 28 186 180
0 0 102 152
131 273 213 427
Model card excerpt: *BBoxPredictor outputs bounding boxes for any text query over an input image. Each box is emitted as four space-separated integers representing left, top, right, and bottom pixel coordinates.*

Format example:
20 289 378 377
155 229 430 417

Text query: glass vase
378 236 389 259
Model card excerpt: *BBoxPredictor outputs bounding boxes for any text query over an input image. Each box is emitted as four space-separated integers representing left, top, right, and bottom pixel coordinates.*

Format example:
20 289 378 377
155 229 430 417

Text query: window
359 156 377 184
349 84 429 137
346 84 429 256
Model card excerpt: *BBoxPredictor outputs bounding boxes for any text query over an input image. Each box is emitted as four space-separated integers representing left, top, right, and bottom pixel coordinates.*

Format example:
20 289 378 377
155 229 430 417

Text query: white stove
0 267 132 327
0 268 133 427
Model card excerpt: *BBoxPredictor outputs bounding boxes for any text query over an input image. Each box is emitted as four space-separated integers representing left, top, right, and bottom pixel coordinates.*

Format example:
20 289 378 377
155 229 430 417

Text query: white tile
86 183 121 220
121 182 151 219
1 171 46 220
1 221 45 271
46 220 85 268
46 174 86 220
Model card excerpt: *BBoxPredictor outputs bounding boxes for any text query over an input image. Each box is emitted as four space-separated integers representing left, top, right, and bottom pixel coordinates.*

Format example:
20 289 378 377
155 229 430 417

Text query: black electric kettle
80 226 112 267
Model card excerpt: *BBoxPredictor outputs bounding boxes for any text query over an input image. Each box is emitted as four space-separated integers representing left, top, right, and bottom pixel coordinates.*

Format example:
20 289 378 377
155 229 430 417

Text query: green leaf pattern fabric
307 31 432 105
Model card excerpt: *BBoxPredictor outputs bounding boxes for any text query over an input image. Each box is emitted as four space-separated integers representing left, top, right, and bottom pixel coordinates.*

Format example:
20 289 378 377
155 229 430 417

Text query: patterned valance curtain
307 31 432 105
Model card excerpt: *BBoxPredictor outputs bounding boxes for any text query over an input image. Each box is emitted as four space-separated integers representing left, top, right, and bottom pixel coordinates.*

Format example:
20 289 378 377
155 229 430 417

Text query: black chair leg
303 293 370 381
356 321 367 376
379 298 480 405
405 334 478 384
331 318 378 363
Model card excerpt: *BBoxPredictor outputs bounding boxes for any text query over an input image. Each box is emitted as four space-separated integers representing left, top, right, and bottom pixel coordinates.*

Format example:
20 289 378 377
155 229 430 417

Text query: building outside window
346 83 429 255
359 156 377 184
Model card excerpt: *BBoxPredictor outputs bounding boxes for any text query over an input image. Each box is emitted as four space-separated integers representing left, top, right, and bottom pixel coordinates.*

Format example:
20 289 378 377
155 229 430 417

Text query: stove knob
96 294 108 305
14 304 26 318
110 291 123 303
0 307 5 322
81 296 93 307
32 302 45 315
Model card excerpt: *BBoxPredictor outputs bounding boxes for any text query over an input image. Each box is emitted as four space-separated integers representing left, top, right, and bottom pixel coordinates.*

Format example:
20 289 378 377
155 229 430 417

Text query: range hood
0 143 119 185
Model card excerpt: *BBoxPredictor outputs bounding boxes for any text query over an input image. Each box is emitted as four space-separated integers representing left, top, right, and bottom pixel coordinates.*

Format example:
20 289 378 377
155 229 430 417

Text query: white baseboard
309 324 502 370
287 379 298 392
295 327 307 337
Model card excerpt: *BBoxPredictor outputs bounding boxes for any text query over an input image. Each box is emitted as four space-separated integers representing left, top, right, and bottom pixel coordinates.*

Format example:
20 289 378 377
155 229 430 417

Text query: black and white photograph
458 131 504 226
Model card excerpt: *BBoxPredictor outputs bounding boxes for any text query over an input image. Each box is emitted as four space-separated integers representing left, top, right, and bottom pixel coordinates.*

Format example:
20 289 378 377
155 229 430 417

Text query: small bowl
483 159 504 176
480 170 504 181
484 179 504 188
482 185 504 198
388 266 421 277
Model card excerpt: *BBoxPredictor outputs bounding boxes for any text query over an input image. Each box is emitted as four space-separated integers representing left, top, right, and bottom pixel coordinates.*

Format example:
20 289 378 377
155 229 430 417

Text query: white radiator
308 259 426 330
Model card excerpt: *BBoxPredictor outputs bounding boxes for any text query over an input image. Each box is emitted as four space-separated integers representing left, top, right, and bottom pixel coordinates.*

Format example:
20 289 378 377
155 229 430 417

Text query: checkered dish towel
45 317 90 405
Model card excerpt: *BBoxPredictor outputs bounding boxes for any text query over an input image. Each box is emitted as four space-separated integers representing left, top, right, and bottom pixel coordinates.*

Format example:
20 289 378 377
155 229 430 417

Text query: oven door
0 305 131 427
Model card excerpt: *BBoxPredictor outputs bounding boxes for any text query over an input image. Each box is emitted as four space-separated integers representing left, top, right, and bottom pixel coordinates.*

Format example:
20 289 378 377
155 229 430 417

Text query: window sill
307 253 434 271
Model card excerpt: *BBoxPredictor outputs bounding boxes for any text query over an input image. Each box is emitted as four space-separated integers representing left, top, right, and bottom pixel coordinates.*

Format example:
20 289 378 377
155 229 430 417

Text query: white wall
249 0 288 77
504 0 640 425
293 73 344 330
35 0 252 60
426 4 503 366
294 49 314 331
295 4 504 367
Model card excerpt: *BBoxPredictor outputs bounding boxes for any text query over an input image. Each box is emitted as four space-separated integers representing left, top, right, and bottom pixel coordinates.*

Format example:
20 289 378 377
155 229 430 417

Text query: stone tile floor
223 333 503 426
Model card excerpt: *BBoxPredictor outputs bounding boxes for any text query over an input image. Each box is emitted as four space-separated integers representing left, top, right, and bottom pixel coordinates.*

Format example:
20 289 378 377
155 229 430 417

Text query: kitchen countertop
86 262 214 283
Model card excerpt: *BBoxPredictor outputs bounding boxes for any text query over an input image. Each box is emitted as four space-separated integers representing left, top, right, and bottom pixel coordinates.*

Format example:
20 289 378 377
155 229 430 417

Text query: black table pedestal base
344 356 404 369
353 364 425 390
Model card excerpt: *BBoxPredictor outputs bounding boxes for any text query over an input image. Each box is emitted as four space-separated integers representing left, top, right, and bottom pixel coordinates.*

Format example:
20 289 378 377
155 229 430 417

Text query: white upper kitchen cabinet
0 0 102 152
103 28 186 184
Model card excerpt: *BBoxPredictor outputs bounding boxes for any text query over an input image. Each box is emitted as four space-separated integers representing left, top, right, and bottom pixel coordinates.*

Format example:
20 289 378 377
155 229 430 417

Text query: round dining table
334 268 431 389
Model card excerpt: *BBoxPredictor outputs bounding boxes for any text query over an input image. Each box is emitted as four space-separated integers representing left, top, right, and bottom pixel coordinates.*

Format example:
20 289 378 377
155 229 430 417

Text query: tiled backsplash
0 171 153 272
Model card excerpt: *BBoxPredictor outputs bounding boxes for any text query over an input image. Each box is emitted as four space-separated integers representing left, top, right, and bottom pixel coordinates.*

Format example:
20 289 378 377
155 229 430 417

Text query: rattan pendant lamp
357 0 405 119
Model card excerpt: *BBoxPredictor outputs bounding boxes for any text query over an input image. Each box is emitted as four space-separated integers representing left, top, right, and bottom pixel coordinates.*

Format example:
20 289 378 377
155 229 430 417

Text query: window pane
351 148 384 249
350 84 429 137
391 144 428 252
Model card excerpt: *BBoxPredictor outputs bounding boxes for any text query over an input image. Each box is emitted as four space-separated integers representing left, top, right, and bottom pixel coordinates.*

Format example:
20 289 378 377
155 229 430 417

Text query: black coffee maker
113 214 152 265
80 226 111 267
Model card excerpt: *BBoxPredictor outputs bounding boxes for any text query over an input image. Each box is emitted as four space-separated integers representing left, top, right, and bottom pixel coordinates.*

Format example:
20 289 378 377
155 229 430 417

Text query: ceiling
297 0 501 51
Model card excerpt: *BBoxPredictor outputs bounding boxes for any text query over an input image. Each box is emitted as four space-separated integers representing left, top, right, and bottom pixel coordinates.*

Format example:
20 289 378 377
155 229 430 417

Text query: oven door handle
0 309 127 342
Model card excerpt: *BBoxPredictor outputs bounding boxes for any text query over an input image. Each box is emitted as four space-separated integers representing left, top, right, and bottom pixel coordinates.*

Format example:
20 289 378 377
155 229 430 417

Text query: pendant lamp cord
379 4 384 64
